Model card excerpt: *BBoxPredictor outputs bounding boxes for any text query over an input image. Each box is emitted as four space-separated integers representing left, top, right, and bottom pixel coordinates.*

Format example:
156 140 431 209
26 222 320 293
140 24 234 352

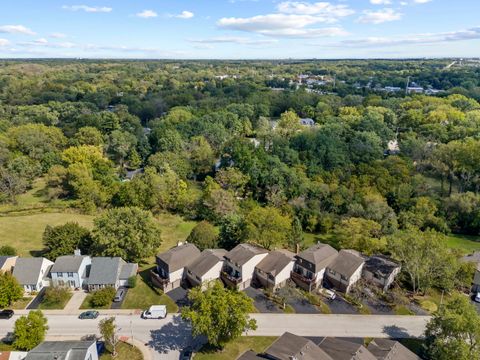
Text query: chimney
74 249 81 256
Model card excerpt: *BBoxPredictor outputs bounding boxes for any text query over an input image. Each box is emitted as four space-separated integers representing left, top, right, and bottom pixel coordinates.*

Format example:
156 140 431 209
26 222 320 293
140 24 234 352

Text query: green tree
244 206 292 250
0 271 23 308
43 222 92 259
0 167 27 204
13 310 49 351
334 217 386 255
0 245 17 256
72 126 104 147
99 316 119 356
91 287 116 307
189 136 215 176
289 217 305 251
277 110 301 137
181 281 257 349
92 207 162 262
219 214 245 250
425 295 480 360
186 221 219 251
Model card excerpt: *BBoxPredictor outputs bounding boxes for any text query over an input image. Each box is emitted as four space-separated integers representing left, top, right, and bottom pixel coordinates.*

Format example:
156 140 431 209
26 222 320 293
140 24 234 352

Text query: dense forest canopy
1 59 480 296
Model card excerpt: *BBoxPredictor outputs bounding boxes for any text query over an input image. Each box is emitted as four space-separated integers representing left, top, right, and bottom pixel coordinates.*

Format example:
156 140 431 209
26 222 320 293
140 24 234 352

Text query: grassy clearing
100 342 143 360
38 292 73 310
10 297 33 310
445 233 480 253
121 269 178 313
155 213 197 253
394 305 415 315
195 337 276 360
0 212 94 256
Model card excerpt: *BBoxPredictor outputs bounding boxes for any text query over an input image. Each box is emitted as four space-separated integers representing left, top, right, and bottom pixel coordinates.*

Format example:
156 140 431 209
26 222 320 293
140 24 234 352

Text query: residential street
0 312 430 359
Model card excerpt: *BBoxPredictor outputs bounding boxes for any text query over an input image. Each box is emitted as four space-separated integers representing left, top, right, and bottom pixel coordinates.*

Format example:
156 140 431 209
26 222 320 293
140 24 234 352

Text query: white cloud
357 8 402 24
370 0 392 4
136 10 158 18
0 39 10 46
188 36 278 45
331 26 480 48
50 32 67 38
413 0 432 3
176 11 194 19
62 5 112 13
0 25 36 35
276 1 355 17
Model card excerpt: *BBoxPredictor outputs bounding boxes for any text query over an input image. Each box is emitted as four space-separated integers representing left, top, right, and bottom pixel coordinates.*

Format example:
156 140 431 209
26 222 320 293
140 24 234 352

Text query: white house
325 250 365 294
254 249 295 290
25 340 98 360
12 257 53 293
87 257 138 291
185 249 227 290
221 243 269 290
50 251 91 289
291 243 338 292
153 243 201 292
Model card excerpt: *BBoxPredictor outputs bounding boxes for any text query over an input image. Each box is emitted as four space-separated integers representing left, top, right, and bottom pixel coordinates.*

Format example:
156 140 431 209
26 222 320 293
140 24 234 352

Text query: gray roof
225 244 269 267
296 243 338 270
51 256 89 273
12 257 51 285
318 338 377 360
236 350 264 360
87 257 126 285
328 250 365 278
265 332 333 360
187 249 227 277
25 340 95 360
120 263 138 280
367 339 422 360
255 249 295 277
364 255 400 279
156 243 201 272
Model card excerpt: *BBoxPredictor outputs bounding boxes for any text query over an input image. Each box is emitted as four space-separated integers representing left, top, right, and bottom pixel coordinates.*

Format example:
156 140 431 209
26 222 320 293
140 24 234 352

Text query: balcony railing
221 271 242 287
150 269 170 288
291 270 316 285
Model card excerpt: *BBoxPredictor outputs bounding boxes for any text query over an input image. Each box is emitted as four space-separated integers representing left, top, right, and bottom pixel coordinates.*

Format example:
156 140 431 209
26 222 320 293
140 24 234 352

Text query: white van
142 305 167 319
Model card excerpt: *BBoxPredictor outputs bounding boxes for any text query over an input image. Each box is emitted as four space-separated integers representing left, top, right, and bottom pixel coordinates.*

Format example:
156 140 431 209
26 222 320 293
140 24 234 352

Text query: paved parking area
326 297 358 314
111 288 128 309
167 287 190 307
244 287 282 313
26 288 46 309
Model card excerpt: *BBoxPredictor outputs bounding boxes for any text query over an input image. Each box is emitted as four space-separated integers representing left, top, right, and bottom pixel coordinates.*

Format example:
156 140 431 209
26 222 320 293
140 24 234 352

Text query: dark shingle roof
51 256 89 273
120 263 138 280
12 257 52 285
296 243 338 270
327 250 365 278
156 243 201 272
364 255 400 279
25 340 95 360
225 244 269 267
255 249 295 276
236 350 264 360
87 257 125 285
265 332 333 360
318 338 377 360
187 249 227 277
367 339 422 360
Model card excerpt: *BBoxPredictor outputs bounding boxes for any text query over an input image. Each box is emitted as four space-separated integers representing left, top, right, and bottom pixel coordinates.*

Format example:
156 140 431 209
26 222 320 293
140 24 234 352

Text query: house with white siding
254 249 295 290
221 243 269 290
50 251 91 289
185 249 227 290
12 257 53 293
87 257 137 291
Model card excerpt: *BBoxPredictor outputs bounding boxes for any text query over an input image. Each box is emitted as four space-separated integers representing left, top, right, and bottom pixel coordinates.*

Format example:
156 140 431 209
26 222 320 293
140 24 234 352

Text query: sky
0 0 479 59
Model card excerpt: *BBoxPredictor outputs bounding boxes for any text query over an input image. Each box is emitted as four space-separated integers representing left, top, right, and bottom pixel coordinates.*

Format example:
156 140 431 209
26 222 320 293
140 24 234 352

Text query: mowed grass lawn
100 342 143 360
195 337 276 360
0 212 94 256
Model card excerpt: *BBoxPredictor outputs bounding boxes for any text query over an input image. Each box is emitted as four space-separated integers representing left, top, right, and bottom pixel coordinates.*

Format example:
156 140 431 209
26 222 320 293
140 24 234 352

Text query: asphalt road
0 313 430 359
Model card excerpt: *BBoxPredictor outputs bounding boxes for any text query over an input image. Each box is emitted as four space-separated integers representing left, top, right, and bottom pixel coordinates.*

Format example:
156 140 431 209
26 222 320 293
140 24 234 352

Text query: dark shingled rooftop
318 337 377 360
367 338 422 360
187 249 227 277
264 332 333 360
156 243 201 272
296 243 338 270
255 249 295 277
51 255 89 273
364 255 400 278
327 250 365 278
225 243 269 267
25 340 96 360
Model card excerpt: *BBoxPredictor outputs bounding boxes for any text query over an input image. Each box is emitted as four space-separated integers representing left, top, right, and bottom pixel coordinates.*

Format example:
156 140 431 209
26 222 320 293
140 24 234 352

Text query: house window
67 272 74 277
58 280 65 286
58 272 63 277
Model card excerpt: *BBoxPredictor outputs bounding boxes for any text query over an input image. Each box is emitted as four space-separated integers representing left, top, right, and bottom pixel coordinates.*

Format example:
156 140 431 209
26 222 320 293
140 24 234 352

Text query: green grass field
195 337 276 360
100 342 143 360
445 233 480 253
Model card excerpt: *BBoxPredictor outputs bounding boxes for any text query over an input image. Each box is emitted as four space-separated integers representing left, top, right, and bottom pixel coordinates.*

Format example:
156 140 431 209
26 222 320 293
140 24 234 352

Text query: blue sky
0 0 478 58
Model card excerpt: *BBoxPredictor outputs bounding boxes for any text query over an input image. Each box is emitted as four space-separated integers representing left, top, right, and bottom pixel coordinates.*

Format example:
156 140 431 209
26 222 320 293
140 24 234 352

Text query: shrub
43 287 71 306
128 276 137 288
91 287 116 307
0 245 17 256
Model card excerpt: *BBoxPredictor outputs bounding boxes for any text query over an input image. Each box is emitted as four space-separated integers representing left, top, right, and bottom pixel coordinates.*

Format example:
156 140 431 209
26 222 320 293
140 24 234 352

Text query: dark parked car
0 310 14 319
180 347 193 360
79 310 99 319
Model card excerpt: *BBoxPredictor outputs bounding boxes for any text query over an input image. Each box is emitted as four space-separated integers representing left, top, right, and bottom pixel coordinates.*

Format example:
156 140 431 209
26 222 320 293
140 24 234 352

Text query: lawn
445 233 480 254
38 292 73 310
10 297 33 309
0 212 94 256
80 294 112 310
121 269 178 313
100 342 143 360
155 213 197 253
195 337 276 360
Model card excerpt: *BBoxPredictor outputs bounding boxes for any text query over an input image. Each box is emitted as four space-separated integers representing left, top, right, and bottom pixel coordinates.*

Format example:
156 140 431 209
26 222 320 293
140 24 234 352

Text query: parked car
114 288 126 302
0 310 14 319
475 292 480 303
180 347 193 360
319 288 336 300
79 310 99 319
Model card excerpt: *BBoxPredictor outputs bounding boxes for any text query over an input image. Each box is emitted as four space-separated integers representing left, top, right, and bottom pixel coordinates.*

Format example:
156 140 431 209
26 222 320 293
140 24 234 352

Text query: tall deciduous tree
244 206 292 250
13 310 49 351
181 281 257 348
92 207 162 262
99 317 119 356
43 222 92 259
186 221 219 251
334 217 386 255
0 271 23 308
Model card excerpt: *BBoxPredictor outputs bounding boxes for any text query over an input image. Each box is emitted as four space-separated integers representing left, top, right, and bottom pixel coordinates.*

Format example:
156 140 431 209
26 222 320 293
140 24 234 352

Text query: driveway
26 288 46 310
244 287 282 313
65 290 88 311
326 297 358 314
276 286 320 314
111 288 128 310
167 287 189 308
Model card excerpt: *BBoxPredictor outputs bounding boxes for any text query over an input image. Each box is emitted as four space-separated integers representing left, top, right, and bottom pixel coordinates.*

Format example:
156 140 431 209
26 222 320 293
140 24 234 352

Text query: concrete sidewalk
64 291 88 311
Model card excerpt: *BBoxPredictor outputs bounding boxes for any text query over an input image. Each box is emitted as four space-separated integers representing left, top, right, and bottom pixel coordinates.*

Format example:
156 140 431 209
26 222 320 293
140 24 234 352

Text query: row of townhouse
0 340 99 360
0 251 137 294
150 241 401 295
237 331 421 360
